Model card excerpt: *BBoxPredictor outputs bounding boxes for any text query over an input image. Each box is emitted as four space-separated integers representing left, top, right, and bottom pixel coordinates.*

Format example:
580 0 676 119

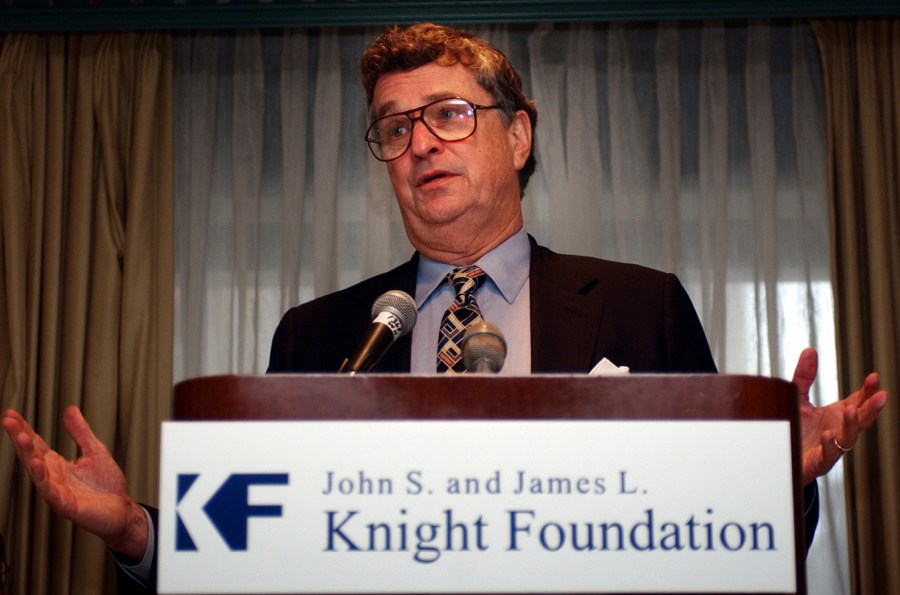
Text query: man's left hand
792 347 889 485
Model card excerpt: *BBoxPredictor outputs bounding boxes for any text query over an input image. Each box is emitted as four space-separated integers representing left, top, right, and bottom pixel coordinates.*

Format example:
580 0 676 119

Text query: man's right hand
2 406 149 560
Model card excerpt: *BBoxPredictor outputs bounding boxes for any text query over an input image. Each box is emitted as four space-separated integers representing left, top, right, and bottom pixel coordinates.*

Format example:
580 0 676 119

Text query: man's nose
408 117 443 157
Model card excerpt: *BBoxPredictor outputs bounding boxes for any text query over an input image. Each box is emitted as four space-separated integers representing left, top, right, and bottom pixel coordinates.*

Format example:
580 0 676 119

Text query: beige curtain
811 17 900 595
0 32 173 595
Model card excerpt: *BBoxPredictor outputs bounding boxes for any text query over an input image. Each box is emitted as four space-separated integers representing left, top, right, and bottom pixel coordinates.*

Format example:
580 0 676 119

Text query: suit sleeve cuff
110 505 155 586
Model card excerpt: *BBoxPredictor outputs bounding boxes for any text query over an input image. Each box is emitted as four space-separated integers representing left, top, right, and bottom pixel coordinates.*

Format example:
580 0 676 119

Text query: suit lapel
528 239 605 373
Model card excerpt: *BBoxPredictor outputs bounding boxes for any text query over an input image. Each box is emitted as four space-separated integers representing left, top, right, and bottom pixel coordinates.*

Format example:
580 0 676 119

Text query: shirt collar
415 227 531 309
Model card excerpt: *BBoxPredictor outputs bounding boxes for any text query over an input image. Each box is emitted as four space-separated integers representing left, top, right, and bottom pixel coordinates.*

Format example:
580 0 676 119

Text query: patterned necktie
437 266 487 373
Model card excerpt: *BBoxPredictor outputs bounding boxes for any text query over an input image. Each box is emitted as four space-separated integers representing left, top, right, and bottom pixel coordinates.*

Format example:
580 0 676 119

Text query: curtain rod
2 0 898 33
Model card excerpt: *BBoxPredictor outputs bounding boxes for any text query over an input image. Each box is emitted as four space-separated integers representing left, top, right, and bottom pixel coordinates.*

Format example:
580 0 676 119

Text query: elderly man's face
371 62 532 263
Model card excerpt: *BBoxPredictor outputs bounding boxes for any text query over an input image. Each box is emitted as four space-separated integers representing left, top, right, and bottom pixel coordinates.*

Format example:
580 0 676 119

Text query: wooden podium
168 374 807 594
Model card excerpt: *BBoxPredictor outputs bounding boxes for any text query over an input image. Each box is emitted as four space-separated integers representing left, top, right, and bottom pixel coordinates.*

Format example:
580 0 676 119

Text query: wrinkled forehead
371 62 489 118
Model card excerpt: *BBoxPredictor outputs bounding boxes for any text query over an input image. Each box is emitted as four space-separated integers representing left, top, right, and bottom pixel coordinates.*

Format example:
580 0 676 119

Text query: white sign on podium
159 420 797 593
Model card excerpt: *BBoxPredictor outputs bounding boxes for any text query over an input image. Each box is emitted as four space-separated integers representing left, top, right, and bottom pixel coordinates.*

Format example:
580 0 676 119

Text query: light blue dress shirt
411 227 531 374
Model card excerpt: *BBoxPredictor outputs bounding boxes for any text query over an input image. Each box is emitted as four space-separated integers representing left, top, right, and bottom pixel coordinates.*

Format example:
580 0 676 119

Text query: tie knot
446 266 486 297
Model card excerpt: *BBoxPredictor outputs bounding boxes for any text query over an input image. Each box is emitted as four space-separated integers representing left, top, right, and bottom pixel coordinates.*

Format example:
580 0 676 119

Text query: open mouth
418 171 451 186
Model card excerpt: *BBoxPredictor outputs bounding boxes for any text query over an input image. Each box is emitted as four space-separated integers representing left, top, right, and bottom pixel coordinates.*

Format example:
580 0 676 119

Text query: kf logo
176 473 289 551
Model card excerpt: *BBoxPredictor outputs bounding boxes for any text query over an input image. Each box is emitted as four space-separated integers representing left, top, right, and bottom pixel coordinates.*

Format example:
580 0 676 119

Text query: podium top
173 373 797 422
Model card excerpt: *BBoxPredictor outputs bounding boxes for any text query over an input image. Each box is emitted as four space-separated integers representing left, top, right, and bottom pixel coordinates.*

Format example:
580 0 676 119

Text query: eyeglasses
365 97 500 162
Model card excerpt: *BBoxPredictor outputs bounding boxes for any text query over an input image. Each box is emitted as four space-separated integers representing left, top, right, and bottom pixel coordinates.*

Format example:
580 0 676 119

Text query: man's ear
507 110 533 170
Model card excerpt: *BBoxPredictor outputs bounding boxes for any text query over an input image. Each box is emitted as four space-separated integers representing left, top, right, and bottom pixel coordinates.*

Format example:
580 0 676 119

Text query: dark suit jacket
121 238 818 594
268 237 717 374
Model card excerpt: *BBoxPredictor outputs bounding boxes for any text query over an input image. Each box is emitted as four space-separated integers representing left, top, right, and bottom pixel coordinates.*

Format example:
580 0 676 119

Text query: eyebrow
375 92 460 119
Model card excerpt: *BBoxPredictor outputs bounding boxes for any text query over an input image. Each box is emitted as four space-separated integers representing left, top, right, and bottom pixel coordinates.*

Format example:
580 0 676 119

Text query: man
269 23 715 377
2 23 889 594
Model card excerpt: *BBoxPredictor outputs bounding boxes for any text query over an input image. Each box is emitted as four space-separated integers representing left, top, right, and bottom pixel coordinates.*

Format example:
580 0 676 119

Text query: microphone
462 321 507 374
338 290 417 374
